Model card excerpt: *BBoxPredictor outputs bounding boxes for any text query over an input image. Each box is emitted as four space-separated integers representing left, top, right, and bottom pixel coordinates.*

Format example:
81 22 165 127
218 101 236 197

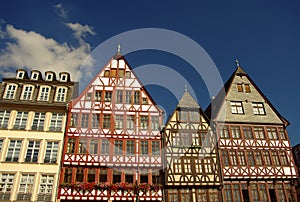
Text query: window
243 126 253 139
118 69 125 77
4 84 17 99
278 128 286 140
230 101 244 114
232 184 242 202
60 74 68 82
229 151 238 165
104 91 112 102
190 111 200 122
116 90 123 103
254 151 263 166
140 116 148 130
25 141 40 162
178 111 188 122
151 116 159 130
44 142 59 163
126 140 134 156
152 171 160 184
101 139 109 155
14 111 28 130
230 126 241 138
91 114 100 128
237 83 243 92
134 91 140 104
247 151 255 166
192 133 200 145
17 71 24 79
104 70 110 77
141 141 148 155
66 138 75 154
259 184 268 202
45 73 53 81
125 91 131 103
125 172 133 183
279 151 288 166
180 189 191 201
140 173 148 183
238 151 246 165
113 170 121 183
125 71 131 78
89 139 98 155
263 151 271 165
49 113 63 131
63 168 72 183
142 98 148 104
267 127 278 140
0 140 3 153
222 150 229 166
87 169 96 182
81 114 89 128
102 114 111 129
6 140 22 162
272 151 280 166
55 87 67 102
37 175 54 201
78 139 87 154
86 93 92 100
250 184 259 202
99 169 107 182
254 127 265 139
21 85 34 100
0 110 10 129
111 69 117 77
17 174 34 201
32 112 45 131
252 102 266 115
76 168 84 182
168 189 178 202
71 113 78 127
152 141 160 156
0 173 14 200
219 125 229 138
94 91 102 101
126 115 134 129
115 115 124 129
245 84 251 93
114 140 123 155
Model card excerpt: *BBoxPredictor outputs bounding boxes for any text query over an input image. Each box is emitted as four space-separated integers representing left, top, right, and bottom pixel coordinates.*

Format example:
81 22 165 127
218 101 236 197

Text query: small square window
31 72 38 80
125 71 131 78
237 84 243 92
61 74 67 82
46 74 53 81
245 84 251 93
104 70 110 77
17 71 24 79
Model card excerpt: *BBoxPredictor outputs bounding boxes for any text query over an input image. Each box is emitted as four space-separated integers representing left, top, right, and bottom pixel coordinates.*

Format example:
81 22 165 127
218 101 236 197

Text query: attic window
230 101 244 114
31 72 39 80
125 71 131 78
237 84 243 92
245 84 251 93
252 102 265 115
61 74 67 82
104 70 110 77
46 74 53 81
17 71 24 79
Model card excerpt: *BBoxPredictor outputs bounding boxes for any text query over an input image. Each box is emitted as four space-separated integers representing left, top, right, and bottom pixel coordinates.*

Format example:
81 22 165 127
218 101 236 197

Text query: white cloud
0 24 95 81
53 4 68 19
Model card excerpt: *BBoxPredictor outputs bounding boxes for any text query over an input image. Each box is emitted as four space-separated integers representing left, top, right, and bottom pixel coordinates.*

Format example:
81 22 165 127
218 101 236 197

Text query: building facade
292 144 300 201
162 90 222 202
58 52 164 201
206 62 298 202
0 69 78 201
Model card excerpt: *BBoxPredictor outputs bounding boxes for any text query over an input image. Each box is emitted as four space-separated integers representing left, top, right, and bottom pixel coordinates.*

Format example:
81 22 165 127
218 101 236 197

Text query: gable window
142 98 148 104
44 142 59 163
94 91 102 101
118 69 125 77
151 116 159 130
55 87 67 102
178 111 188 122
21 85 34 100
104 70 110 77
104 91 112 102
245 84 251 93
125 71 131 78
14 112 28 130
4 84 17 99
134 91 140 104
230 101 244 114
0 110 10 129
111 69 117 77
252 102 266 115
190 111 200 122
49 113 63 132
0 173 14 200
237 84 243 92
6 140 22 162
32 112 45 131
25 141 40 162
38 86 50 101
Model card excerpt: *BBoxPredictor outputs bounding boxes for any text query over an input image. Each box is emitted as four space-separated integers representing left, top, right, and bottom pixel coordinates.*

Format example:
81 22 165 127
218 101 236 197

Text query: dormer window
55 87 67 102
21 85 34 100
60 73 69 82
17 71 25 79
31 72 39 80
46 74 53 81
4 84 18 99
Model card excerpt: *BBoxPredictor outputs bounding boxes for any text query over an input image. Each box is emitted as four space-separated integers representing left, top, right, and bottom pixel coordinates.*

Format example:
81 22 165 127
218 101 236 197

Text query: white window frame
38 175 54 200
44 142 59 163
21 85 34 100
126 115 134 129
38 86 50 101
4 84 18 99
49 113 63 132
252 102 266 115
32 112 45 131
17 71 25 79
6 140 22 162
151 116 159 130
13 112 28 130
115 115 124 129
45 73 53 81
60 74 68 82
0 173 15 200
0 110 10 129
230 101 244 114
17 174 34 200
55 87 67 102
25 141 40 163
31 72 39 80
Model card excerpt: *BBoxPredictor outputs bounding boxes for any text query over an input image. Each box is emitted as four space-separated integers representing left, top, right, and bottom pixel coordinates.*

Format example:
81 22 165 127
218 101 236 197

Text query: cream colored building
0 69 78 202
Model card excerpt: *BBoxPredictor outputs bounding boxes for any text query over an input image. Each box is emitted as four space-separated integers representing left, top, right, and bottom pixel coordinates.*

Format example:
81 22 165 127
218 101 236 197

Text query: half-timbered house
58 48 163 201
206 61 298 202
162 90 222 202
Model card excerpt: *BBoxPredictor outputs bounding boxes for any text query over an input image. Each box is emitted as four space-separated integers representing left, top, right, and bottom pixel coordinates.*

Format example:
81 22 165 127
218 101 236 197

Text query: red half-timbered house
206 61 298 202
58 49 163 201
162 90 222 202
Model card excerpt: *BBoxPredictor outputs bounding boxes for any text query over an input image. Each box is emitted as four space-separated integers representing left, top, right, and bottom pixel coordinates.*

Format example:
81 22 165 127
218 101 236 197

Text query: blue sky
0 0 299 145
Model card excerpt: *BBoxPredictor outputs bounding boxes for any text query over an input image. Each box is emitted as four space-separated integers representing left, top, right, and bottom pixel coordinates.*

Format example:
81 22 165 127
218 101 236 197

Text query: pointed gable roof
177 91 200 109
205 62 289 126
